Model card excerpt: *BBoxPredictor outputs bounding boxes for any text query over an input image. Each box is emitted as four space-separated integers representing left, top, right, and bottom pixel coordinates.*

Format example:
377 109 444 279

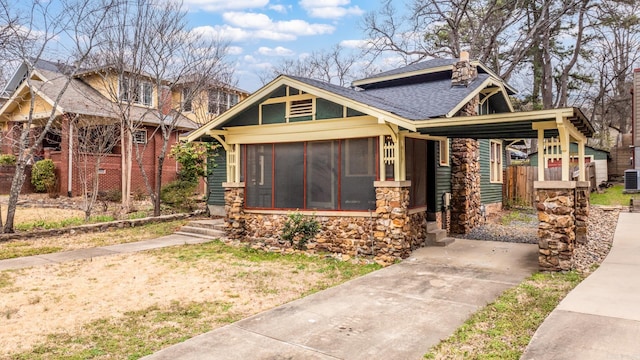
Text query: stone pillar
373 181 411 264
450 138 481 234
535 181 577 271
223 182 245 239
575 181 590 245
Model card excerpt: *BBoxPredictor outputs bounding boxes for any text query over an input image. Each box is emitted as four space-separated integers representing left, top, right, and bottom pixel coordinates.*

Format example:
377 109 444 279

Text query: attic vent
289 99 313 118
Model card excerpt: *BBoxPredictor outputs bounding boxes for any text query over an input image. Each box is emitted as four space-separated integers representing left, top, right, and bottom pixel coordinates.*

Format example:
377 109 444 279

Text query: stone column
223 182 245 239
373 181 411 264
535 181 577 271
450 138 481 234
575 181 590 245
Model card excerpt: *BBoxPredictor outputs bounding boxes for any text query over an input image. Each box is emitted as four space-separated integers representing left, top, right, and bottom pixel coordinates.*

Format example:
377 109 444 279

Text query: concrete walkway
522 212 640 360
0 234 211 271
143 239 538 360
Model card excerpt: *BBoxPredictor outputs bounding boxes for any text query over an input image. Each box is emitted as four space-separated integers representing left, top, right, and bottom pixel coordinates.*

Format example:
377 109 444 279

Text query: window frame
439 138 450 166
182 88 192 112
133 130 147 145
490 140 503 183
119 77 153 107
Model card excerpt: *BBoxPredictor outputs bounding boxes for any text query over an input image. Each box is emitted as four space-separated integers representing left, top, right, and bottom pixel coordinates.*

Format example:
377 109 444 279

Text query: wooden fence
503 163 596 207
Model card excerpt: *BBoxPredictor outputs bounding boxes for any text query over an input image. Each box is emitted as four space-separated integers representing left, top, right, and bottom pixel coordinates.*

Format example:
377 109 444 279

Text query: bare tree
259 45 360 86
0 0 115 233
90 0 233 216
72 119 120 220
361 0 594 109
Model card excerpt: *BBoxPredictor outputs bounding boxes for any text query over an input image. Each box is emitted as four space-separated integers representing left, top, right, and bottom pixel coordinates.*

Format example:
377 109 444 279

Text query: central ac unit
624 169 640 191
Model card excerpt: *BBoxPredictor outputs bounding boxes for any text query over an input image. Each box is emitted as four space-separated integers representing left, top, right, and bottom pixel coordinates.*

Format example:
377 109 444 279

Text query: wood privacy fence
503 163 596 207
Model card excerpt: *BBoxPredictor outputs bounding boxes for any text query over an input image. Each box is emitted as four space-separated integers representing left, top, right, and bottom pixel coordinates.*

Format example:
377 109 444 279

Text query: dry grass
1 240 380 359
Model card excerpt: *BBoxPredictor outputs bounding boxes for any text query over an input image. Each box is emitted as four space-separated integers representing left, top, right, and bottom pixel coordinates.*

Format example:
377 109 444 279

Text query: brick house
0 59 248 197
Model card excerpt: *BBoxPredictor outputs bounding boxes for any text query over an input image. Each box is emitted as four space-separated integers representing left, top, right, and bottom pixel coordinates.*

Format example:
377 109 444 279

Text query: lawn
590 184 634 206
1 238 380 359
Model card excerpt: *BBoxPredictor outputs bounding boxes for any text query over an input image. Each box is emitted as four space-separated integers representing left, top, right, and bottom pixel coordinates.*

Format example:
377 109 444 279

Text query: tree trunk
3 161 27 233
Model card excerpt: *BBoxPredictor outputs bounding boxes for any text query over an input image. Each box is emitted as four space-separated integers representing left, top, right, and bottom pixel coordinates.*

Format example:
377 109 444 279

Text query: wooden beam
537 128 545 181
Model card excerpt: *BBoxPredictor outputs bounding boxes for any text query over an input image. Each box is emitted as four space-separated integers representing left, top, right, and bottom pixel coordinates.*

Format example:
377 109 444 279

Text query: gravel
460 206 621 274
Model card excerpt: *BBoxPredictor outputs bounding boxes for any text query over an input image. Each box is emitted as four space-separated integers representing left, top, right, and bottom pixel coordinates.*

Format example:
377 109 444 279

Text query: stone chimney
451 51 477 87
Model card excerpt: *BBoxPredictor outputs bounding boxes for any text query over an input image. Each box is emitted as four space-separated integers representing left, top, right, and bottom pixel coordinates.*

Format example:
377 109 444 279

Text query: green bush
0 154 16 166
281 212 320 250
160 180 197 211
31 159 56 193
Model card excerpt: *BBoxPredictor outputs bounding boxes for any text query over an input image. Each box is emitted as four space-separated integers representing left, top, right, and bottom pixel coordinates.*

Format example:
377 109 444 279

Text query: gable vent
289 99 313 118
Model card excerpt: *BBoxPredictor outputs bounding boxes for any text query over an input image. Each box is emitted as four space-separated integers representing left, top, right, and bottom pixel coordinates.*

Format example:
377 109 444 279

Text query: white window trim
133 130 147 144
119 77 153 107
439 138 450 166
490 140 503 183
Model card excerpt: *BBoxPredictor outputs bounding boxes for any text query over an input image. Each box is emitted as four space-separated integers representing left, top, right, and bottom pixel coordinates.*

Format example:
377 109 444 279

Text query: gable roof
0 59 199 130
353 58 517 95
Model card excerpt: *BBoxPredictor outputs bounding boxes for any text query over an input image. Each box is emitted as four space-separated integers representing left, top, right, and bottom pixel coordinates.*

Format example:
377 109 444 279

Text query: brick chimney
451 51 477 87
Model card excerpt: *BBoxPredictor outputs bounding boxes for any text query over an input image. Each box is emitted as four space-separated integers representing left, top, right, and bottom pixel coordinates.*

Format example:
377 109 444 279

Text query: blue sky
182 0 382 91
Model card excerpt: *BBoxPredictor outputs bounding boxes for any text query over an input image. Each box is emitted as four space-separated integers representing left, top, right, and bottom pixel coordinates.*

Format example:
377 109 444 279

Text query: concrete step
426 221 439 233
177 225 226 239
426 228 455 247
186 219 226 231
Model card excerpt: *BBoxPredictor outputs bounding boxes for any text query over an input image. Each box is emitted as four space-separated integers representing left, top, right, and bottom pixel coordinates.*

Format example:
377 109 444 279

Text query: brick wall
48 125 181 197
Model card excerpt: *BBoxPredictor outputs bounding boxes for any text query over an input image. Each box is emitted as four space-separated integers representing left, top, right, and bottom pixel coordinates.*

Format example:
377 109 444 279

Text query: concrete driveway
144 239 538 360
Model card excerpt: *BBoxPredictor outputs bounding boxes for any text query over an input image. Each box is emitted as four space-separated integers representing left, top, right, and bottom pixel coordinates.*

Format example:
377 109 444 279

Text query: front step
176 219 226 239
426 222 455 247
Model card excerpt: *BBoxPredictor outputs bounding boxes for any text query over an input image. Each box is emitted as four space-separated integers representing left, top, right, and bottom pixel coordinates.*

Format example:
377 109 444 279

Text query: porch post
577 139 586 181
556 117 571 181
535 181 576 271
537 128 545 181
222 182 245 239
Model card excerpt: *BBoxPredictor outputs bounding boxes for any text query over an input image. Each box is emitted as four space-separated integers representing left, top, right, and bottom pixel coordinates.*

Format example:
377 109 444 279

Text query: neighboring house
0 59 222 196
175 81 249 127
529 144 609 184
185 53 593 263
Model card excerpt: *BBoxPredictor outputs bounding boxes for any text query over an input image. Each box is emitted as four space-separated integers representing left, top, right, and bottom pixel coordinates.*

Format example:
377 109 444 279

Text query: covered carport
412 106 594 272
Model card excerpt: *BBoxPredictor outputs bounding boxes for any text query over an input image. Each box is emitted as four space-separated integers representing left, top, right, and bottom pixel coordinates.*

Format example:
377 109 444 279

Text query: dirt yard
0 200 376 359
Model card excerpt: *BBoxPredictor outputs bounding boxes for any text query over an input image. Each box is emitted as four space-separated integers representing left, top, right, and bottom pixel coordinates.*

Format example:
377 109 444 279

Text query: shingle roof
29 60 198 129
355 58 458 83
290 73 490 120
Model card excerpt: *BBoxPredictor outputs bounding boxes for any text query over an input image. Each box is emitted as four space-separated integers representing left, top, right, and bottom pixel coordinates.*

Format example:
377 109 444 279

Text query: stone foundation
223 181 433 265
450 138 481 234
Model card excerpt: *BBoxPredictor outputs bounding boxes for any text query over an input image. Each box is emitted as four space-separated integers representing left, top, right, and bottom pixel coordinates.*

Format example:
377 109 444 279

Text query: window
133 130 147 144
182 88 192 112
490 140 503 183
439 138 450 166
119 77 153 106
208 90 239 115
244 138 377 211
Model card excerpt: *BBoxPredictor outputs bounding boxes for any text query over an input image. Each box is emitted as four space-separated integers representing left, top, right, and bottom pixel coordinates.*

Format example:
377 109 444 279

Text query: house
0 59 244 197
528 144 609 184
175 80 249 127
185 53 594 265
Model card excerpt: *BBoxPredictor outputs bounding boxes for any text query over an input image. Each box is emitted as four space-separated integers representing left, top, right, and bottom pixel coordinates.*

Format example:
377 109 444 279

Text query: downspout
68 120 73 197
631 77 635 169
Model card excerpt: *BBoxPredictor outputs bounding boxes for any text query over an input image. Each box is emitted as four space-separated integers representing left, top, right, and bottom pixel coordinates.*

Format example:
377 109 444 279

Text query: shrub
97 189 122 202
281 212 320 250
31 159 56 193
160 180 197 211
0 154 16 166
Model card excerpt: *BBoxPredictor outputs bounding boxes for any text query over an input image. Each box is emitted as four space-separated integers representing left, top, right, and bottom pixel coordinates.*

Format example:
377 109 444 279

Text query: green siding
316 98 343 120
479 139 504 205
226 103 259 127
262 103 286 124
435 141 451 211
346 108 365 117
207 148 226 206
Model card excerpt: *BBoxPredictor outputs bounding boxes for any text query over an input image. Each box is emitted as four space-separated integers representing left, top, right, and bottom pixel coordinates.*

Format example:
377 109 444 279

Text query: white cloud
221 12 334 41
258 46 295 56
183 0 268 12
299 0 363 19
268 4 288 13
191 25 251 42
227 46 244 55
340 39 370 49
